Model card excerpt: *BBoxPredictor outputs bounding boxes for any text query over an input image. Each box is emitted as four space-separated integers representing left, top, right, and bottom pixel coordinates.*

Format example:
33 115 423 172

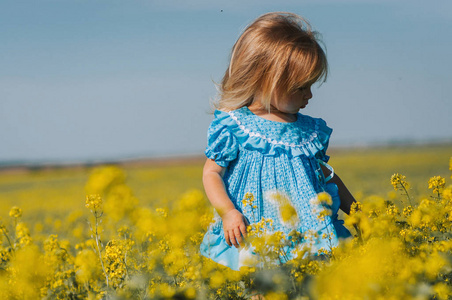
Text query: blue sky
1 0 451 163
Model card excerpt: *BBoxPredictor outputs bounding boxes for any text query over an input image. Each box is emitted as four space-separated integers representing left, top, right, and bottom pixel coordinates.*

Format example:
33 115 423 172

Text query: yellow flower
424 252 447 280
43 234 59 253
386 204 399 216
280 202 298 227
390 173 409 190
242 192 254 207
350 202 362 214
7 246 51 298
428 176 446 194
184 287 197 299
19 235 33 247
443 186 452 201
104 184 138 222
242 192 256 216
85 194 102 210
403 205 413 217
84 165 126 195
9 206 22 218
265 191 299 227
176 189 205 211
317 207 332 221
103 239 130 288
75 249 102 283
449 157 452 178
434 282 451 300
317 192 333 206
155 207 168 218
209 271 225 288
16 222 30 239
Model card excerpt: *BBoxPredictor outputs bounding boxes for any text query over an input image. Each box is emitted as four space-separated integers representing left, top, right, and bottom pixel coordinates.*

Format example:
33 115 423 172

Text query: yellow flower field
0 145 451 299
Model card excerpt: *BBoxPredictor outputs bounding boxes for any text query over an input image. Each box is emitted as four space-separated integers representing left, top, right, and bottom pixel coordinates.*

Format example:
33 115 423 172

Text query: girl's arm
203 158 248 248
320 164 356 215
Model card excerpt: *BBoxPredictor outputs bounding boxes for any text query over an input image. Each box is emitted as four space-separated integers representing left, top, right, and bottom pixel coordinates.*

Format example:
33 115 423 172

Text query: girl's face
271 85 313 114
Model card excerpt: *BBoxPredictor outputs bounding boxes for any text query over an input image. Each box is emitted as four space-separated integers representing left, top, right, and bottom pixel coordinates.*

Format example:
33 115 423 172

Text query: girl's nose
305 87 313 100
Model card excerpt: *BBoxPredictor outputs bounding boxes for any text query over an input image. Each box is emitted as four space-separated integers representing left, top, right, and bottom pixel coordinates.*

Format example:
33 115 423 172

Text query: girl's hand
222 209 249 248
203 159 248 247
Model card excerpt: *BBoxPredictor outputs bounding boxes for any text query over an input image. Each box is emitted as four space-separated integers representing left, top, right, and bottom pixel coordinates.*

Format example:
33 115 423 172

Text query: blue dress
200 106 351 271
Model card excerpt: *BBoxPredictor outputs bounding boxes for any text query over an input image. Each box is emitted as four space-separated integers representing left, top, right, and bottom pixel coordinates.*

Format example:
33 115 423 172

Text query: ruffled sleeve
312 118 332 163
205 111 239 167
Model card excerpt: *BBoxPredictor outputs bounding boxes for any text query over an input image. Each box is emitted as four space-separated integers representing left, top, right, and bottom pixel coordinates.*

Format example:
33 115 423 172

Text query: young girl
200 12 356 271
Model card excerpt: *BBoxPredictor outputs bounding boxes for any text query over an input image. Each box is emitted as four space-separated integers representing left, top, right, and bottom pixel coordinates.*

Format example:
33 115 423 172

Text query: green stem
290 276 297 293
353 224 363 244
325 226 335 260
1 228 14 251
90 210 109 289
13 218 17 248
400 184 412 206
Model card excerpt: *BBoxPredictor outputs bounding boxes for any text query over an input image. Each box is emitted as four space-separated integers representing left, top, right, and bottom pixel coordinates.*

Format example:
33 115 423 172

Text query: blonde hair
216 12 328 112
